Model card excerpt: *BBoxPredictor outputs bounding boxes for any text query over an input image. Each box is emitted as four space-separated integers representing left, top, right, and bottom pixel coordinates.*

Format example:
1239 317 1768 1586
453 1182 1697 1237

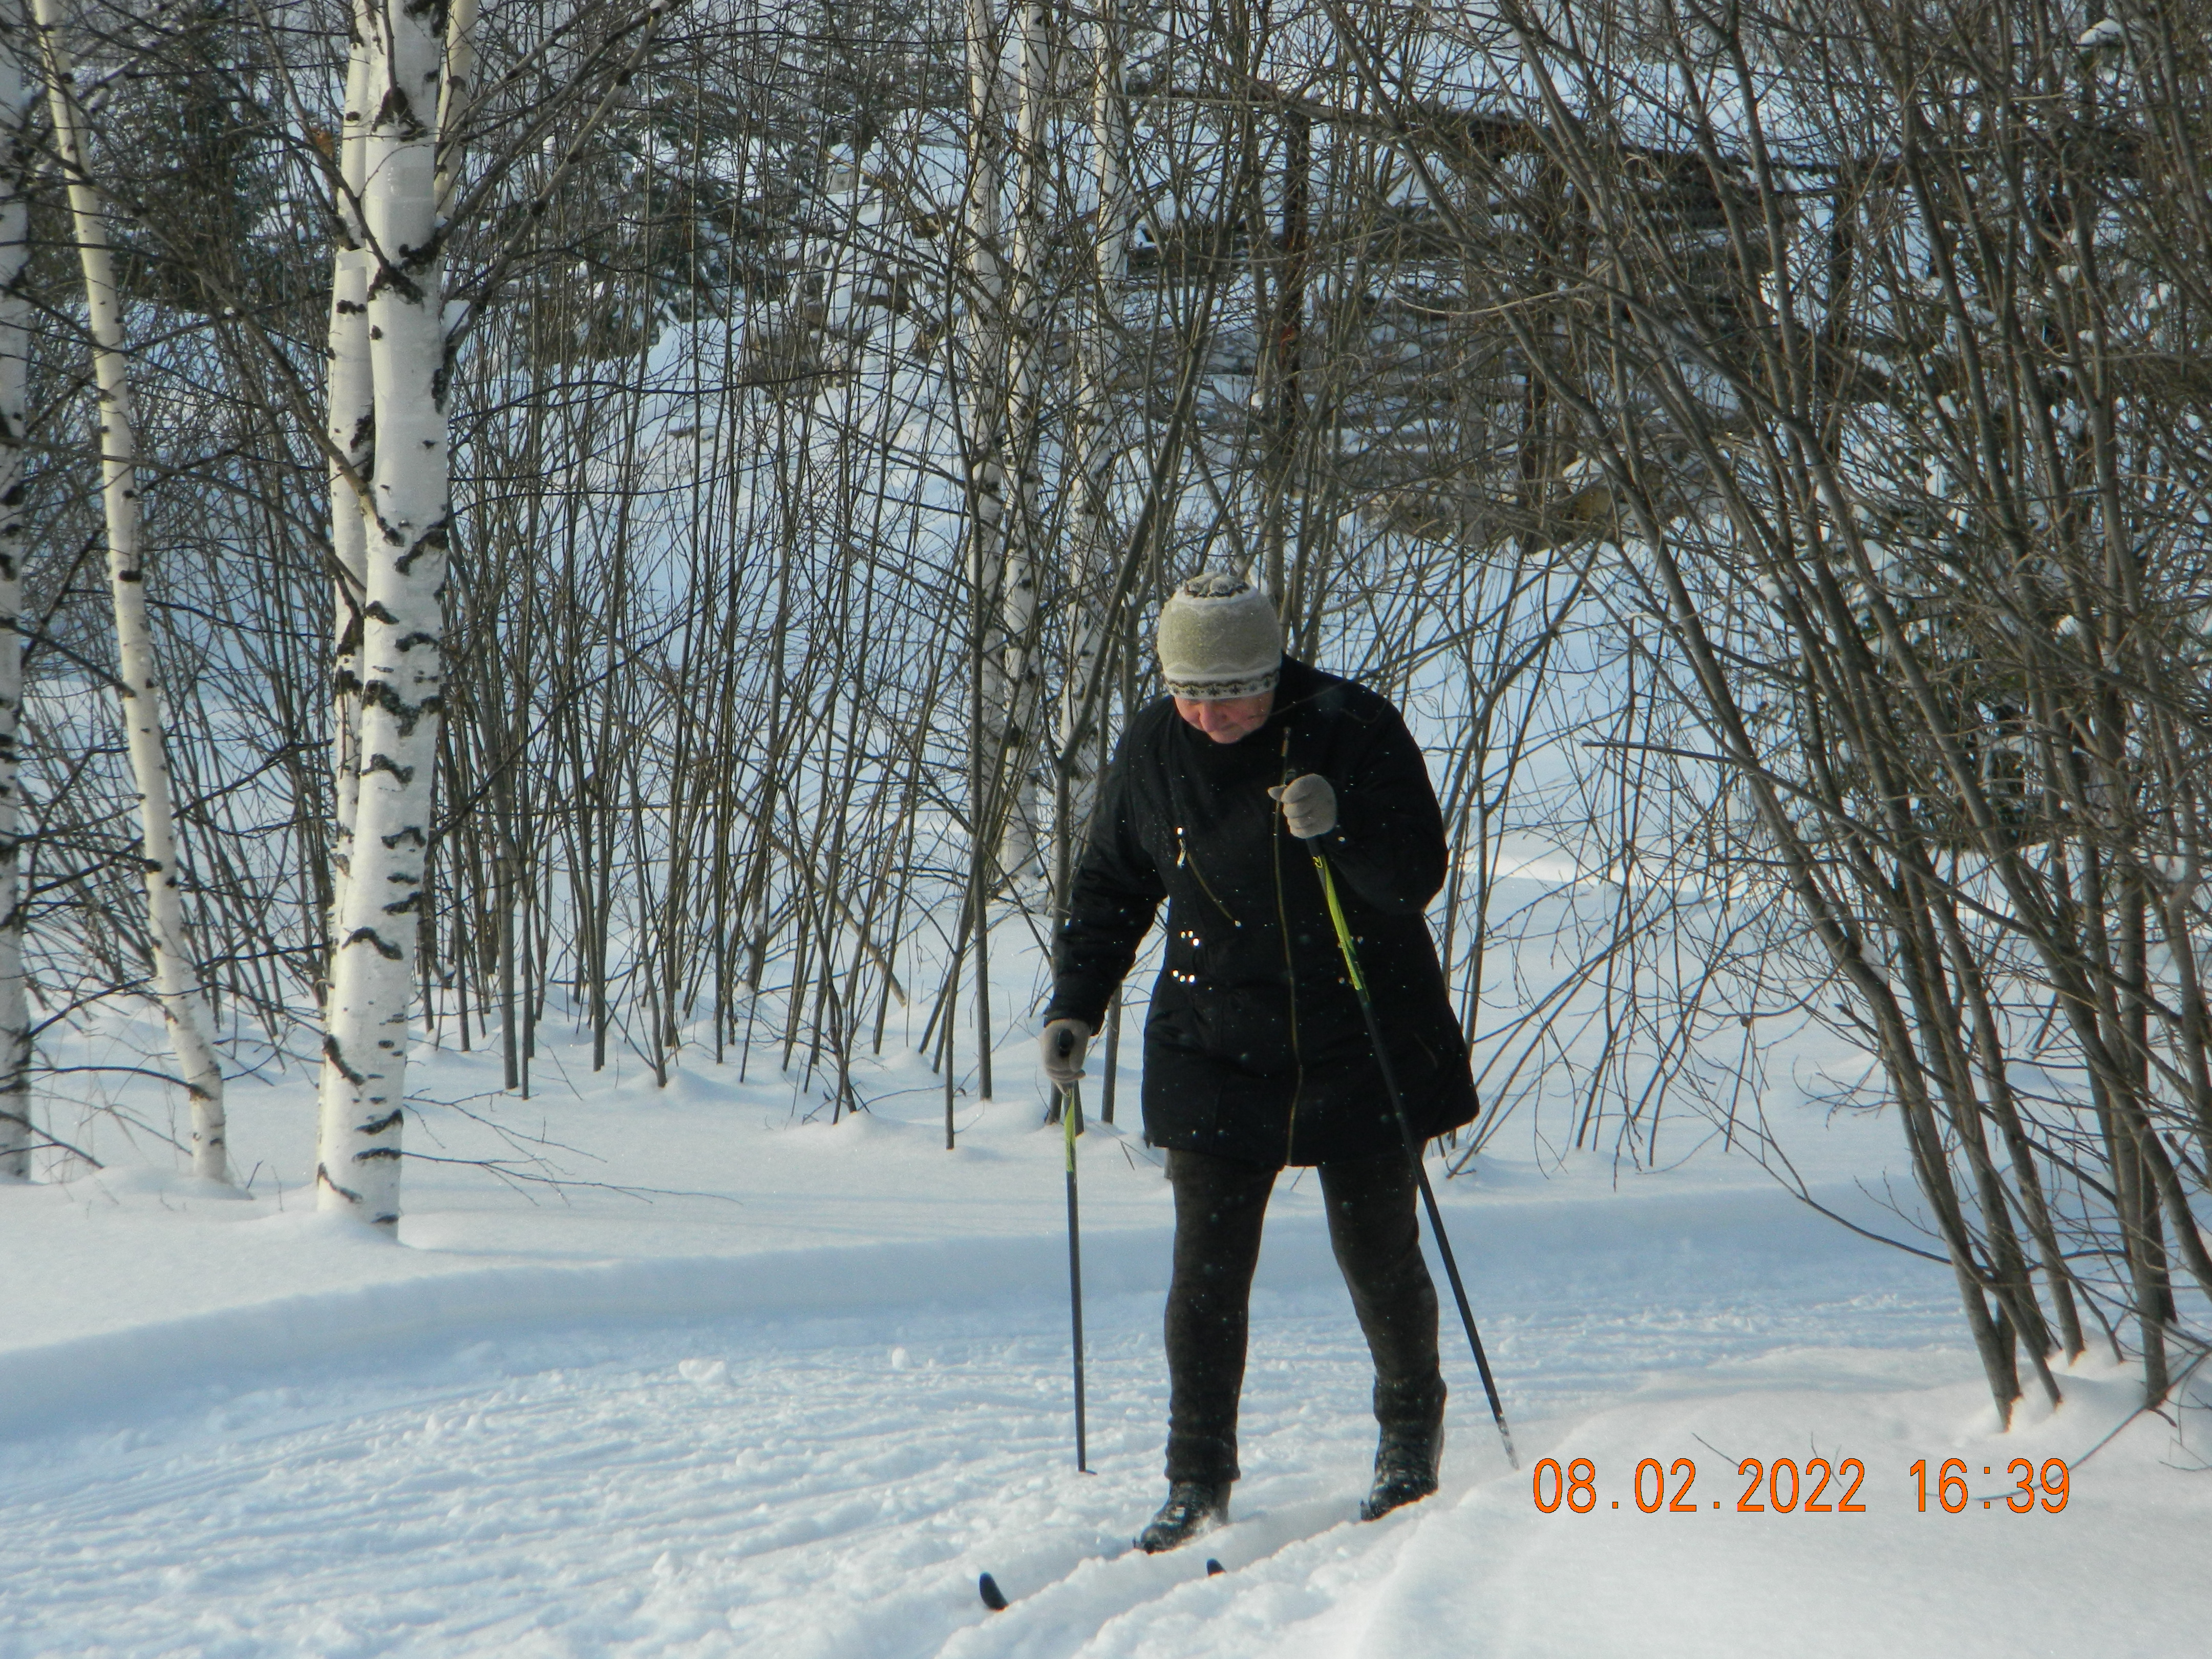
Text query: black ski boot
1136 1481 1230 1553
1360 1423 1443 1521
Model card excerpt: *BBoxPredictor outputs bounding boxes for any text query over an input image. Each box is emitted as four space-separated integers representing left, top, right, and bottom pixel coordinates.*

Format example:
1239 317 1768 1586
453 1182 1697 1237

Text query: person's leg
1318 1150 1445 1470
1161 1146 1278 1487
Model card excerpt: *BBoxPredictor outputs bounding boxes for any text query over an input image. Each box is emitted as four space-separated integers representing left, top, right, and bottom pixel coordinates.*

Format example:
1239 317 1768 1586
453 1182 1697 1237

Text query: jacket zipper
1273 729 1305 1162
1175 825 1241 928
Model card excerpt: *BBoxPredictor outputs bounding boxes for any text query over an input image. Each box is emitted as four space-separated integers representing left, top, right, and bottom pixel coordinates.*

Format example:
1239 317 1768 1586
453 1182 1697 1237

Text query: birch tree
433 0 476 211
992 0 1048 882
316 0 464 1227
326 9 374 964
959 0 1009 850
0 0 31 1179
34 0 227 1182
1049 0 1126 911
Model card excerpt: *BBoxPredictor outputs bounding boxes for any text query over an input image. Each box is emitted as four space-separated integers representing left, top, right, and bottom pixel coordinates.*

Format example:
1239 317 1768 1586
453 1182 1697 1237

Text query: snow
2 1004 2205 1657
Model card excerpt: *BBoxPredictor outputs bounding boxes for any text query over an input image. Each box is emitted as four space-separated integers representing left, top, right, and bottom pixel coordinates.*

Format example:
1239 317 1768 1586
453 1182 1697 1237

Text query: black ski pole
1311 850 1518 1470
1055 1032 1090 1473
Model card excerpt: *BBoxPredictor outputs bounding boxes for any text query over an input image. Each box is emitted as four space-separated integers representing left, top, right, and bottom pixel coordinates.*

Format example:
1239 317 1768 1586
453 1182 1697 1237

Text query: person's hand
1268 773 1337 839
1041 1018 1092 1087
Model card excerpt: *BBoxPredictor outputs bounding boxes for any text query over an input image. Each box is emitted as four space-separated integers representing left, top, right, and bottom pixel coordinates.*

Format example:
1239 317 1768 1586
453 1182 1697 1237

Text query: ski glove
1268 773 1338 840
1041 1017 1092 1087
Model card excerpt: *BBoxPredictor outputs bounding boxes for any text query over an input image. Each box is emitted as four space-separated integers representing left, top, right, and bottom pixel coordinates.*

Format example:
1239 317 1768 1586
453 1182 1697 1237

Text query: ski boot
1136 1481 1230 1553
1360 1423 1443 1521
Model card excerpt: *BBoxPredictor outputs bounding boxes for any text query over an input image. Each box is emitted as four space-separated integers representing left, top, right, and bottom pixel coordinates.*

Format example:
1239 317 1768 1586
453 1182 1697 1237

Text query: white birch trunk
961 0 1010 867
432 0 477 214
34 0 227 1181
0 2 32 1179
994 0 1050 882
1052 0 1125 902
327 11 375 962
316 0 457 1227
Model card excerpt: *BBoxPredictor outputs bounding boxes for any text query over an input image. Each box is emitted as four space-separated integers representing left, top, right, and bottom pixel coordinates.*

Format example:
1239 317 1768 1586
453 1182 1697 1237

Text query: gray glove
1041 1017 1092 1087
1268 773 1337 839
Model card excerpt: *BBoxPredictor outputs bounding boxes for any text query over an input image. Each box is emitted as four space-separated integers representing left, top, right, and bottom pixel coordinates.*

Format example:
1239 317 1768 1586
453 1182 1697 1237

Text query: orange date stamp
1529 1455 2070 1514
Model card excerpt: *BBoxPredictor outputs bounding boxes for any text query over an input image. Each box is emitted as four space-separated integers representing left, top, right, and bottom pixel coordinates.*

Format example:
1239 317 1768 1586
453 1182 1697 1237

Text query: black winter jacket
1046 657 1477 1167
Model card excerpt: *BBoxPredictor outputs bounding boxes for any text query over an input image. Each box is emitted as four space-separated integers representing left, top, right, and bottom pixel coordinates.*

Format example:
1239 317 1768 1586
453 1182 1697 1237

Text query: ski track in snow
2 1242 2002 1659
6 1041 2208 1656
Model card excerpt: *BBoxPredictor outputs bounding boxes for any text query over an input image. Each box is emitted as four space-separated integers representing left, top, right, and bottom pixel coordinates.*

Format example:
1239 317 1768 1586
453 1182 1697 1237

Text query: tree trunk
1052 0 1125 915
994 0 1049 883
433 0 477 214
0 1 30 1178
317 0 461 1227
327 11 375 972
35 0 227 1181
960 0 1011 888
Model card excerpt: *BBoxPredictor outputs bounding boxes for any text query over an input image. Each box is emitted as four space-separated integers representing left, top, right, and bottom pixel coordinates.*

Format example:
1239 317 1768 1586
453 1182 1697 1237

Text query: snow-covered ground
2 1000 2205 1657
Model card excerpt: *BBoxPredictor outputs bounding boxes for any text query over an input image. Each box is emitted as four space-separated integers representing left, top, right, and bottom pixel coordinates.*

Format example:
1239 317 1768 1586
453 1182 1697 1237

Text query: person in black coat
1040 571 1478 1551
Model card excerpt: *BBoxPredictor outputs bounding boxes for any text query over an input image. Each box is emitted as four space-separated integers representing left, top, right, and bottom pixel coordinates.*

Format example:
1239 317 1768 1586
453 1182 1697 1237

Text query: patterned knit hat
1156 572 1283 699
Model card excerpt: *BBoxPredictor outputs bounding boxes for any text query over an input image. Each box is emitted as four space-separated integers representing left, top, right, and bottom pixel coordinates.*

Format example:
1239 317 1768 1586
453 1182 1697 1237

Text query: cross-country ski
976 1556 1222 1614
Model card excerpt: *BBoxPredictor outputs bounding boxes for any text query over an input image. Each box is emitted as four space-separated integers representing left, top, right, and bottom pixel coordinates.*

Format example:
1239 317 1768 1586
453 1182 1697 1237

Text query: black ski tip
1205 1558 1225 1577
978 1572 1009 1612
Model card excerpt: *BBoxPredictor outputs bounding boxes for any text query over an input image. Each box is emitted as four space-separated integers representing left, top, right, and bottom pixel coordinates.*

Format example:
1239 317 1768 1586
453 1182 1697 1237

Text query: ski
978 1559 1224 1611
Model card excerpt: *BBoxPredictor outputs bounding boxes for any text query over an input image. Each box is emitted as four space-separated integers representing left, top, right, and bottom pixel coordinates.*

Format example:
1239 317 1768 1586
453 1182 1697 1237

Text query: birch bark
316 0 457 1227
993 0 1049 881
432 0 476 214
34 0 227 1180
327 10 375 959
1051 0 1125 910
0 2 31 1178
960 0 1009 869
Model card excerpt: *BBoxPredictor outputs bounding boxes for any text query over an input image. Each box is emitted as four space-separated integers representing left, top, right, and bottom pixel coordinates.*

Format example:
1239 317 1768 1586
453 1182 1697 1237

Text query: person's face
1174 690 1274 745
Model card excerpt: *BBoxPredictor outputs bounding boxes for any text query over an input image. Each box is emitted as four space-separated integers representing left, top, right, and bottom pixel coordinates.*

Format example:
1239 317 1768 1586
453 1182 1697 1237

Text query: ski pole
1311 851 1518 1470
1055 1030 1090 1473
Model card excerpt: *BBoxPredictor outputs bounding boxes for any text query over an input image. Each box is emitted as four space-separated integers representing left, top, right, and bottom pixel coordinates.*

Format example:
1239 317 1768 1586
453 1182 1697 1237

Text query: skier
1040 571 1479 1552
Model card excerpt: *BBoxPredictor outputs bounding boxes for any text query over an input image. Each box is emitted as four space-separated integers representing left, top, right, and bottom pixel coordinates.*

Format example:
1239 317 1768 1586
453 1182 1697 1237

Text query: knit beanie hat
1156 572 1284 699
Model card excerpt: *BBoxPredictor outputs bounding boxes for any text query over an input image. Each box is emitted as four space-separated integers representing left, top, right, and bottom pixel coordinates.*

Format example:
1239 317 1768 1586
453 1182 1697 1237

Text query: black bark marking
359 748 413 783
361 685 444 738
373 84 426 137
393 521 449 577
314 1162 362 1203
342 924 407 960
322 1033 368 1084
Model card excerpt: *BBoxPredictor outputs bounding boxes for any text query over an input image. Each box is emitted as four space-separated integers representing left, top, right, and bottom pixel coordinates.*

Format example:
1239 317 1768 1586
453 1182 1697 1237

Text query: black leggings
1163 1145 1444 1485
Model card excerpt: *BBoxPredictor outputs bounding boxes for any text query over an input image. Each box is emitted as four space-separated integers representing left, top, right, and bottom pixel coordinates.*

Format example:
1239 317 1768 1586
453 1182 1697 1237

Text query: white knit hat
1156 572 1283 699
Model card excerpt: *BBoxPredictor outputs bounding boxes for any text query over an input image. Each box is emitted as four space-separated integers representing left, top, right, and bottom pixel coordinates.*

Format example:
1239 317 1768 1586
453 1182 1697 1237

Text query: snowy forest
2 1 2209 1651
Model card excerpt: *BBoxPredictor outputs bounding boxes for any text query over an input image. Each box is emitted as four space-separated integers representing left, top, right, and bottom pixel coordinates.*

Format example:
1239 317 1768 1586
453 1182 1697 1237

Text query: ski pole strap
1312 854 1369 999
1062 1081 1081 1172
